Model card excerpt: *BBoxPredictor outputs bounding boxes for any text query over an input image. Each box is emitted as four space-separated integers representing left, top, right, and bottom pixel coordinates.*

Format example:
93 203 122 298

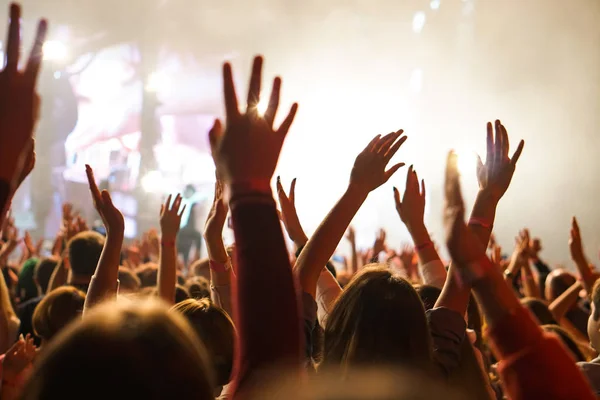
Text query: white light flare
412 11 426 33
430 0 441 10
43 40 68 61
141 170 164 193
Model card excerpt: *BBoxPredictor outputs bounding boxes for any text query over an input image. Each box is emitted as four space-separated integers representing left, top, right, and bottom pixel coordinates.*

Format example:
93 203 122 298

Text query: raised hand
345 226 356 244
85 165 124 234
372 228 387 256
0 4 47 184
204 180 228 240
23 231 39 258
514 229 531 262
160 195 185 240
276 177 308 247
476 120 524 202
569 217 586 264
393 165 426 232
349 131 407 195
209 56 298 185
444 151 486 267
3 334 37 382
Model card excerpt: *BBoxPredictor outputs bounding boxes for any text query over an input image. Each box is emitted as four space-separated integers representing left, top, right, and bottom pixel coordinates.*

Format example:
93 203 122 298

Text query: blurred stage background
2 0 600 266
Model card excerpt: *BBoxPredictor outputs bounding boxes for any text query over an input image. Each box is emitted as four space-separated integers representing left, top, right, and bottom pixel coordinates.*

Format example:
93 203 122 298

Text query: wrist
407 223 429 244
228 180 272 197
477 188 500 204
345 183 369 201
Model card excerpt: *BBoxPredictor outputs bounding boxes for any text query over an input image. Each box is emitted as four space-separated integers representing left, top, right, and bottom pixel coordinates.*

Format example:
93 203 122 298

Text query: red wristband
468 217 493 230
415 241 433 251
161 240 175 247
209 259 231 273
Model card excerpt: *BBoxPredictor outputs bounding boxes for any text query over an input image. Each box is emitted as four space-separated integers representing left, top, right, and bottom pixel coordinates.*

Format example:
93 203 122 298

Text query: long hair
323 265 433 372
22 299 214 400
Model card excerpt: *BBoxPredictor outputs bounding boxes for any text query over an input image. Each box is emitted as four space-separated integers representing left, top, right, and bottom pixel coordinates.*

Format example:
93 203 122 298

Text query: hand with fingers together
3 334 37 383
393 165 426 234
349 130 407 195
85 165 124 235
209 56 298 187
444 151 486 269
277 177 308 247
476 120 525 202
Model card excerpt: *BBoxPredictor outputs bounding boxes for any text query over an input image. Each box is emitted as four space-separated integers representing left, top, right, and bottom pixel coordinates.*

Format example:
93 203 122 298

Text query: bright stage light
412 11 426 33
256 97 269 116
430 0 441 10
455 149 478 176
43 40 68 61
141 170 164 193
146 71 170 93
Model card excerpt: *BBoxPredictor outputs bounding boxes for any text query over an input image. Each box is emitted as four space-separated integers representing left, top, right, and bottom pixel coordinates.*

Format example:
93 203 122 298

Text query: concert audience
0 3 598 399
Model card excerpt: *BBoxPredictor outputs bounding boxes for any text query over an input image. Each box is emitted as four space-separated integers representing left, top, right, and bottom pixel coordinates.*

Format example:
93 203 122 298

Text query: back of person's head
117 267 141 293
190 258 210 281
414 284 441 311
544 269 576 301
186 276 211 300
542 324 586 362
587 278 600 351
32 286 85 344
23 299 214 400
136 263 158 288
35 257 59 295
67 231 104 278
18 258 39 302
521 297 557 325
323 265 433 371
175 285 190 304
171 298 234 387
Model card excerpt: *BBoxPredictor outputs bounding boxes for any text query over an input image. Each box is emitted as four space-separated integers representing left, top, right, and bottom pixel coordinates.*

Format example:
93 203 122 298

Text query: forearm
295 186 367 298
316 267 342 326
409 223 446 287
573 257 595 295
549 281 582 321
521 262 541 299
434 264 470 315
229 189 301 391
157 239 177 304
468 190 498 247
205 232 230 287
349 241 358 274
84 231 123 312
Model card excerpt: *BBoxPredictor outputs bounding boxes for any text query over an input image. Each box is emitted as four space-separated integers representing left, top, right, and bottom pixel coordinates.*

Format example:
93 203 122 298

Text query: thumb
384 163 406 182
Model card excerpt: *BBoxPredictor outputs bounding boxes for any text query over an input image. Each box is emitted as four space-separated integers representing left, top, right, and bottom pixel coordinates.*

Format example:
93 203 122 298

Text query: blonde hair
33 286 85 342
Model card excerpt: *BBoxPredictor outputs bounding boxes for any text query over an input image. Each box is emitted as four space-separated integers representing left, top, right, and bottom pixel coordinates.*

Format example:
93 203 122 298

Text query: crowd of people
0 3 599 399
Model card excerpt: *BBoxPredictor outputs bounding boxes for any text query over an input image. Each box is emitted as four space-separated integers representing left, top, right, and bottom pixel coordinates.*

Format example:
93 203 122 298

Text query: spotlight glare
146 71 170 93
455 150 478 175
412 11 426 33
141 170 164 193
430 0 441 10
256 98 269 116
43 40 68 61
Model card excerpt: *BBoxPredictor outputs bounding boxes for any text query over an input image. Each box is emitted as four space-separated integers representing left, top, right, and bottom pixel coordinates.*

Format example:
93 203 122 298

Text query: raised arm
83 165 124 312
394 166 446 288
210 56 301 395
569 217 598 295
295 131 407 298
158 194 185 304
443 151 594 400
470 120 524 247
345 226 358 274
0 5 46 223
203 180 233 315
